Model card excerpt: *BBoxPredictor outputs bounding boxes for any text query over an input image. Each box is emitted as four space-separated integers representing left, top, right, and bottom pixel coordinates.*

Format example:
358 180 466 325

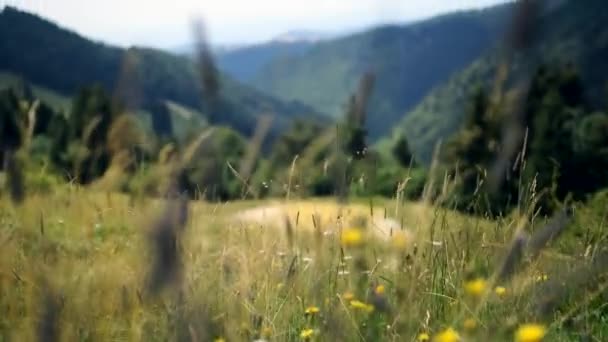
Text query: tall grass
0 179 606 341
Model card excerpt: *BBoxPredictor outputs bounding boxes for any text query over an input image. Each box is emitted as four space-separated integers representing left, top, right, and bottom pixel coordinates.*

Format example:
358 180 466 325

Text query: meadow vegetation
1 1 608 341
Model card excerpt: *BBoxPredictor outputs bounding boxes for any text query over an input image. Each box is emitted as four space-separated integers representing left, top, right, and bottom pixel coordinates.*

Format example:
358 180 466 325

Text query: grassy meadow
2 2 608 341
1 185 606 341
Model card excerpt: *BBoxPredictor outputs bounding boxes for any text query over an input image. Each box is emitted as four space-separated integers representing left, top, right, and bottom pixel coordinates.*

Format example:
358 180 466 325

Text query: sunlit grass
0 186 606 341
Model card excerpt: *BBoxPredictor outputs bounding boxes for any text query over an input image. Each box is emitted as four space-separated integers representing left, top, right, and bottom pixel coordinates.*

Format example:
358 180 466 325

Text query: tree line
3 62 607 214
441 63 608 215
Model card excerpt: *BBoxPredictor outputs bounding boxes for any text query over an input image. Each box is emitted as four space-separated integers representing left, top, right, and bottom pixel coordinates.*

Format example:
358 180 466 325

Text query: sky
2 0 508 48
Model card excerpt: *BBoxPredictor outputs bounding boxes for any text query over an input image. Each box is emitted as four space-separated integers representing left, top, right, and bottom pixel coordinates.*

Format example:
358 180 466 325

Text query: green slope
392 0 608 163
0 71 71 112
251 3 515 139
216 40 313 83
0 70 209 143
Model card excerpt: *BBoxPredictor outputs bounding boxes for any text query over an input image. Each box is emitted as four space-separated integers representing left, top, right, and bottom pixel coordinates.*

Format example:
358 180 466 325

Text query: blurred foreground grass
0 187 607 341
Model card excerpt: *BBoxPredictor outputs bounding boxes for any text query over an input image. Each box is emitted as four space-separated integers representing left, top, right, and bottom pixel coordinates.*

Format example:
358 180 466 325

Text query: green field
1 187 606 341
0 71 72 112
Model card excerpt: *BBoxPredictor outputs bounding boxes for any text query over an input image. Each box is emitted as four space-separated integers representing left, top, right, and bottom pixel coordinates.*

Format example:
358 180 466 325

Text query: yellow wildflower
341 228 363 247
261 326 272 338
515 324 546 342
214 338 226 342
535 274 548 282
463 318 477 331
433 328 460 342
300 328 315 339
495 286 507 297
392 231 409 249
350 300 374 312
418 332 431 341
305 306 320 315
342 291 355 301
464 278 487 297
375 284 386 295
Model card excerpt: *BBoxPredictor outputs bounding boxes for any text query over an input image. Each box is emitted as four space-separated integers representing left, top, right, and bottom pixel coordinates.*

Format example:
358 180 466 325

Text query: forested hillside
396 0 608 163
0 7 323 141
251 3 514 139
216 40 313 83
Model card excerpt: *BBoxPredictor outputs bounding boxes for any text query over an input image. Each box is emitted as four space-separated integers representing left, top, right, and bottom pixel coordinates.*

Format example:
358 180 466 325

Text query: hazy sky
3 0 508 48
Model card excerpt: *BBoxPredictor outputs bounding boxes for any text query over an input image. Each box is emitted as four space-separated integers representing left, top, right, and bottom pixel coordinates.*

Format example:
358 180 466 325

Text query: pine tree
572 111 608 195
442 85 506 214
342 72 374 159
0 89 26 203
523 65 585 211
68 85 117 183
47 112 69 170
0 88 23 155
392 135 414 167
33 102 55 136
148 100 173 140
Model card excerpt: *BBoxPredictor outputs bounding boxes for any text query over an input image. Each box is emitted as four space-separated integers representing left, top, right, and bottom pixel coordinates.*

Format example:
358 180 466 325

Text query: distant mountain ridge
0 6 323 141
215 40 314 84
211 30 339 84
272 30 333 43
249 2 516 140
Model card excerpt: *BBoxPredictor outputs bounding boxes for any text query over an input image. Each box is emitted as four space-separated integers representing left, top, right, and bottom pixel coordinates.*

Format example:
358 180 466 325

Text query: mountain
215 40 314 83
170 30 335 83
273 30 332 43
250 3 516 140
213 30 341 83
393 0 608 163
0 6 322 142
